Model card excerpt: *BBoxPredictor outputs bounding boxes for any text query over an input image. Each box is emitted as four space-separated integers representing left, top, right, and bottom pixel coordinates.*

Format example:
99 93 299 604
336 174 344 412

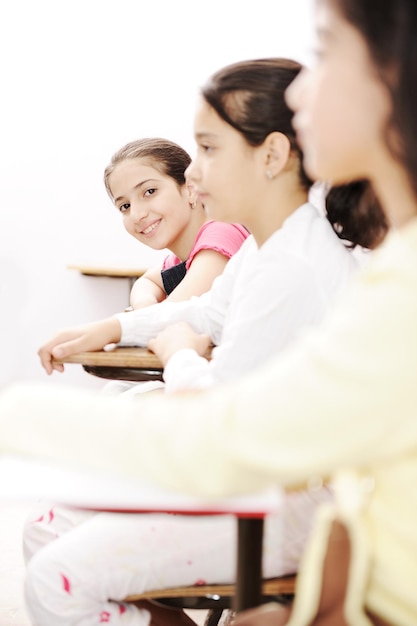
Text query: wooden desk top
55 345 213 382
54 346 164 381
68 264 147 278
0 456 282 516
55 346 162 369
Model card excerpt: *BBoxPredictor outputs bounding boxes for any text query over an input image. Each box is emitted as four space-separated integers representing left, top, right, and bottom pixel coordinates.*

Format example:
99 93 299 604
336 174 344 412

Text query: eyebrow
113 178 157 204
195 132 218 141
316 25 333 41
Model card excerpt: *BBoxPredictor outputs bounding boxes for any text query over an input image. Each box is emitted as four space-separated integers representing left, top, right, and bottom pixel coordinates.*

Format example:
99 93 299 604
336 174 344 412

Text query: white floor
0 502 209 626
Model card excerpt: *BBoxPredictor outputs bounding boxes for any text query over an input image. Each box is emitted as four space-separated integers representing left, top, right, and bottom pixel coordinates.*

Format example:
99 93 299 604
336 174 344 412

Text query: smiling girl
104 138 248 311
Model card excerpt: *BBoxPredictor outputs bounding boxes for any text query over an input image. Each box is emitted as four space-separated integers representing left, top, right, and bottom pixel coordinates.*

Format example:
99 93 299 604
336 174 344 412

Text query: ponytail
325 180 388 249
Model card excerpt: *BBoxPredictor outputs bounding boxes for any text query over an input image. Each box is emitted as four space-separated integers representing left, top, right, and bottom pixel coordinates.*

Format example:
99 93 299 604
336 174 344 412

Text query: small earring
266 170 274 180
190 201 196 209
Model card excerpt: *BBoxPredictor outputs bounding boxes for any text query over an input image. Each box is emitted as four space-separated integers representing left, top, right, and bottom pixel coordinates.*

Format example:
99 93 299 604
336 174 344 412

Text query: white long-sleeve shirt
115 202 359 391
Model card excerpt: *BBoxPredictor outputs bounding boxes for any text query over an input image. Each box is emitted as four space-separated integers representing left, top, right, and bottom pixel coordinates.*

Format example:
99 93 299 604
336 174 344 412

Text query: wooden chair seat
124 574 296 610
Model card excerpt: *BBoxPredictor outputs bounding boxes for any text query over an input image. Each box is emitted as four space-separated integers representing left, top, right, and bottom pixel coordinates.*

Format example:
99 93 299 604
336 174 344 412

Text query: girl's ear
186 183 198 209
264 132 291 179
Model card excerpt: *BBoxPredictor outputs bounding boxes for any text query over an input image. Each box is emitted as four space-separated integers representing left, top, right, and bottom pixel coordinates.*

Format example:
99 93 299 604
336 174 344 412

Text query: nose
285 67 309 113
127 201 149 225
185 160 204 209
185 159 200 185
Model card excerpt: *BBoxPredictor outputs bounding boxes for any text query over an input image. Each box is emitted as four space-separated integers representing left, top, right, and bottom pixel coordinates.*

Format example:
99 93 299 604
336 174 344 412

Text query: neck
249 187 309 247
170 209 206 260
372 159 417 230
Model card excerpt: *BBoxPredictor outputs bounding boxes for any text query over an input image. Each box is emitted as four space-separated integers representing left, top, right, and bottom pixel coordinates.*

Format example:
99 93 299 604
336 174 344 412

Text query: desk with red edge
55 346 278 613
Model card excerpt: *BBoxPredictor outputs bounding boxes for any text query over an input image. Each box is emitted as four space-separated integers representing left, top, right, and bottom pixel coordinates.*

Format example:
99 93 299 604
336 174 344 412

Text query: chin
304 153 349 186
302 153 321 181
204 203 217 221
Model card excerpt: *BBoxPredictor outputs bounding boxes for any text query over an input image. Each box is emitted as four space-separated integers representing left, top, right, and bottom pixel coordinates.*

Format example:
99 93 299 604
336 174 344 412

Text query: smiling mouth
141 220 161 235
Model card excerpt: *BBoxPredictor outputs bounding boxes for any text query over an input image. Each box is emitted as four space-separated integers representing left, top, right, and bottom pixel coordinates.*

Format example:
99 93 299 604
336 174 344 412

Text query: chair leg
204 609 225 626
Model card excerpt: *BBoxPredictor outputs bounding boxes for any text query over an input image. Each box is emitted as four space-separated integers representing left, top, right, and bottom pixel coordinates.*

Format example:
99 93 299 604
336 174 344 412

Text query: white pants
100 380 166 397
22 487 332 626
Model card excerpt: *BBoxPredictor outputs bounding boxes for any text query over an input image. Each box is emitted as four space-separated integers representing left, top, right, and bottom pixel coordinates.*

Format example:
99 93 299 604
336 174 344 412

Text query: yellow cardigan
2 220 417 625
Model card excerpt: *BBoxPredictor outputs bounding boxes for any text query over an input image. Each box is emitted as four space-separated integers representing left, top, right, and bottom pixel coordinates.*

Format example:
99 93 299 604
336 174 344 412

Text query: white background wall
0 0 314 391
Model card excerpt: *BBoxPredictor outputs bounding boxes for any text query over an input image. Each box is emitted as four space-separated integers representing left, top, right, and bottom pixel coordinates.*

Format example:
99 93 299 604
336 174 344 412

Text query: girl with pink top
103 137 248 311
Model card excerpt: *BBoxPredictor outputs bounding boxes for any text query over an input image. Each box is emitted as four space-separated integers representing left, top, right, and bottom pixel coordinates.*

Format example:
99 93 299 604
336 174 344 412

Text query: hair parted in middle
104 137 192 199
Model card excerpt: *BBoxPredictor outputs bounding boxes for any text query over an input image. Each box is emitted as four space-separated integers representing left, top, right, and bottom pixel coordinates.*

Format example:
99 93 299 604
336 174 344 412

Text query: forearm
38 317 122 374
115 297 217 347
3 285 416 499
130 276 165 309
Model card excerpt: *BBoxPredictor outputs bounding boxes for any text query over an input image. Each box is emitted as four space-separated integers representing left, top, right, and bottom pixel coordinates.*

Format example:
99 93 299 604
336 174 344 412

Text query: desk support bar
234 518 264 613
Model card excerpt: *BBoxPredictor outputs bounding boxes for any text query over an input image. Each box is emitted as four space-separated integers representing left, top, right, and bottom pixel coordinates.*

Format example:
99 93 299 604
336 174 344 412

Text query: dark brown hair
202 58 311 192
104 138 191 199
326 180 388 249
333 0 417 203
201 57 387 248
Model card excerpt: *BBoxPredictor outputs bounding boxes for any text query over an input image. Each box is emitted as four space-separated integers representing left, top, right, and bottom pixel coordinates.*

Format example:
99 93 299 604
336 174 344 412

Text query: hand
148 322 211 367
38 317 122 375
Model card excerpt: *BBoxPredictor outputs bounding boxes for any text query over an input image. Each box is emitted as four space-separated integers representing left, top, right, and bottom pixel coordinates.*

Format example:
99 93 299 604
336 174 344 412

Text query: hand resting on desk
38 317 122 375
148 321 212 367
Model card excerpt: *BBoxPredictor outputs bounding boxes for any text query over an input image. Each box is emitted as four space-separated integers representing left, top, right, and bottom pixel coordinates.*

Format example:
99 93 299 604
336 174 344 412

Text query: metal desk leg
233 517 264 613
